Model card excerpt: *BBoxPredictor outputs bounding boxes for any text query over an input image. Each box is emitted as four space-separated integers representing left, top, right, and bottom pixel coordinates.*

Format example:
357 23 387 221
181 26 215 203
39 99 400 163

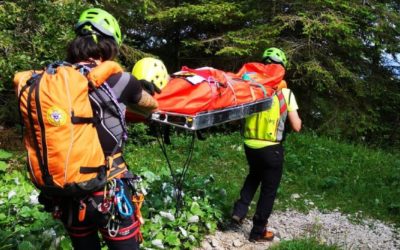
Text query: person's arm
284 88 302 132
127 90 158 117
107 72 159 117
288 110 302 132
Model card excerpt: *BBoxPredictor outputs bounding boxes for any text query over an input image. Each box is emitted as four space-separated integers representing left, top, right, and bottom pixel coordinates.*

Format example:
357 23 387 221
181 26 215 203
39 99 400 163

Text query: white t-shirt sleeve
282 88 299 112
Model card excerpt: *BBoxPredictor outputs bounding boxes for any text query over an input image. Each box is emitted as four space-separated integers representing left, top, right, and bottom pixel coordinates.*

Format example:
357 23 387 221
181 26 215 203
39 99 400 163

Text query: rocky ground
197 209 400 250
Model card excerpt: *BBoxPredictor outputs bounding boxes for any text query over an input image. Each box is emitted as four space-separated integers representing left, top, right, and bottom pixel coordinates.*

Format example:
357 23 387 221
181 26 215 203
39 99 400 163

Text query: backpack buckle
106 156 114 170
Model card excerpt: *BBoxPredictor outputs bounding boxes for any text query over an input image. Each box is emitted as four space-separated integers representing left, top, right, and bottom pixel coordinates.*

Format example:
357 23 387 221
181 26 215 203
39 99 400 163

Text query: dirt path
197 209 400 250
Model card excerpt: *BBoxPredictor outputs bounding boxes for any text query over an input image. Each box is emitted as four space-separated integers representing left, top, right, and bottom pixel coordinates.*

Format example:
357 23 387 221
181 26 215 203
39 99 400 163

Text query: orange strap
87 61 123 87
78 201 87 222
132 194 145 225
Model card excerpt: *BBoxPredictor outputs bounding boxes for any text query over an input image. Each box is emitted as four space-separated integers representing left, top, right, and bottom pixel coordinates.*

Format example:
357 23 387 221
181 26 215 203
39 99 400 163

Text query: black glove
139 79 161 96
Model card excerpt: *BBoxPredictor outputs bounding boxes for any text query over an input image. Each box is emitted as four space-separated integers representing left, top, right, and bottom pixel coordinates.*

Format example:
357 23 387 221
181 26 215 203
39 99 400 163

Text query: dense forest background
1 0 399 149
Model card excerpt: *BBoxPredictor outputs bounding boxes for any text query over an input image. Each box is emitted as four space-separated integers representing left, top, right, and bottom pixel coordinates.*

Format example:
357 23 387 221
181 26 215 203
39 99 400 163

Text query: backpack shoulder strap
276 90 288 115
87 61 124 87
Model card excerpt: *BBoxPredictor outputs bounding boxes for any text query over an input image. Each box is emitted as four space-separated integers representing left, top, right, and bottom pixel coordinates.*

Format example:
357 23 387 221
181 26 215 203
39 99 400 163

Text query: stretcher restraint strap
155 124 196 215
223 73 238 105
249 82 267 98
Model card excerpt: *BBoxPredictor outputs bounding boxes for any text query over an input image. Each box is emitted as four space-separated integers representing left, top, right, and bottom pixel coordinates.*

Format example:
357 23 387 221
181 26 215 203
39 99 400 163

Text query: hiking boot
249 228 275 242
231 215 243 224
229 215 243 232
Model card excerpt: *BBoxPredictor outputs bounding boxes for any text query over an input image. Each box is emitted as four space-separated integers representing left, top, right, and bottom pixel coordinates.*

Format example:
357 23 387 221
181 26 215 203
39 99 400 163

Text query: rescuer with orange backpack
14 8 159 250
231 48 302 242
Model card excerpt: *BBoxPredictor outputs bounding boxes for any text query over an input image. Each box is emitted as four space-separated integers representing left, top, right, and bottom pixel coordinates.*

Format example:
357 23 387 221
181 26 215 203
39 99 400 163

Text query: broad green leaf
190 202 204 216
0 161 7 172
164 233 181 246
0 150 12 160
17 241 35 250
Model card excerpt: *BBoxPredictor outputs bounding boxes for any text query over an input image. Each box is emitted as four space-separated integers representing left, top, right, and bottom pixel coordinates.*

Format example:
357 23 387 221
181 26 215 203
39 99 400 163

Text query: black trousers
233 143 284 236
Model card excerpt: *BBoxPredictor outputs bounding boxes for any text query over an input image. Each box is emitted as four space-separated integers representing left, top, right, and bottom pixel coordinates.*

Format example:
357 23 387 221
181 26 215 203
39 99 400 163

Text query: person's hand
139 79 161 95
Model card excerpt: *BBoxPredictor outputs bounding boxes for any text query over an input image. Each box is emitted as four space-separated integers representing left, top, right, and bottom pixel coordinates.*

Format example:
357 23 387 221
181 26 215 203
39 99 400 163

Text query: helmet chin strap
263 57 285 67
78 25 102 44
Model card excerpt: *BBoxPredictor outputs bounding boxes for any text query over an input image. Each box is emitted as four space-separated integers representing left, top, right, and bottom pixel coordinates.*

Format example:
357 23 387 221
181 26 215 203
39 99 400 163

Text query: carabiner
116 179 133 217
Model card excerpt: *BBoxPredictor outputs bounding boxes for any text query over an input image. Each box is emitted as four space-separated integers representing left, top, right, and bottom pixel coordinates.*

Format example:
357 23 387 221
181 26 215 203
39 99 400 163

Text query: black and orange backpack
14 61 128 196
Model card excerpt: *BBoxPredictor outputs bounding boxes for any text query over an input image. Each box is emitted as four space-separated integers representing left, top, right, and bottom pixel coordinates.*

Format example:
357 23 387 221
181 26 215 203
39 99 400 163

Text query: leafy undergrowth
0 149 67 249
137 170 224 249
0 147 224 249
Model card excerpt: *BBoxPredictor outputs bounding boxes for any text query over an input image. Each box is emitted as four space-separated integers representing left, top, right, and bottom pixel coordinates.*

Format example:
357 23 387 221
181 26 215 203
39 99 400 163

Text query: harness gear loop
78 200 87 222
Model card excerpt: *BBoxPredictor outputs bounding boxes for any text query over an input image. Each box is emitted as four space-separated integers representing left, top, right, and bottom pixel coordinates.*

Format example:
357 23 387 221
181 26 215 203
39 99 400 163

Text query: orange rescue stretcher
126 63 285 130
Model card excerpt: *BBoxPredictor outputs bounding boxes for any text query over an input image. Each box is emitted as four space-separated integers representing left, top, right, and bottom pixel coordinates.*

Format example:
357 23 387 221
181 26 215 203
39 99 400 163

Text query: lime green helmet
76 8 122 46
262 47 287 67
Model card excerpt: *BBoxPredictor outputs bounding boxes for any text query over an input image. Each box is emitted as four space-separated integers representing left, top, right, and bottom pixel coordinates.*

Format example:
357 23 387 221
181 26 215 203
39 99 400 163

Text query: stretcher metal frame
151 97 273 130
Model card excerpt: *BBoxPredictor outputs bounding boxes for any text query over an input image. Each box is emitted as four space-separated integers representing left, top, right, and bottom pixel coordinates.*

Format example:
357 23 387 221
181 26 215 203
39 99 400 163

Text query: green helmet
75 8 122 46
262 47 287 67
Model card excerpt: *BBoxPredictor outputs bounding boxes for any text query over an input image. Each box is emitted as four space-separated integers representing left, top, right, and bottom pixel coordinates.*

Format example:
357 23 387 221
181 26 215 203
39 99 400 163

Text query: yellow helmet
132 57 169 89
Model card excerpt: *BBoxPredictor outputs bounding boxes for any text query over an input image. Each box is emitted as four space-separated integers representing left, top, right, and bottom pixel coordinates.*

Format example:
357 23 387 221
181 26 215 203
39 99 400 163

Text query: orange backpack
14 61 127 196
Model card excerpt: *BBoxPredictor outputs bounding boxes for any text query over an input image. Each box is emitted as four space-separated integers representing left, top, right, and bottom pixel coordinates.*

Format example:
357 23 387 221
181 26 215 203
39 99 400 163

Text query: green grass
280 132 400 224
269 238 340 250
124 129 400 225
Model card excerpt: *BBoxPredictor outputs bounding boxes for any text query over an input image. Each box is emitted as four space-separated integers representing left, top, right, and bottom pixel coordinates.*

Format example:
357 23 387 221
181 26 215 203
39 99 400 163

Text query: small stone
233 239 243 247
273 236 280 242
201 241 212 250
291 193 300 200
211 239 220 247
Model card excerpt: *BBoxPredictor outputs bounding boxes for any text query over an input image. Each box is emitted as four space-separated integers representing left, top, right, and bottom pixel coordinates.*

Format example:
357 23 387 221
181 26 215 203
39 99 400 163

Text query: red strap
277 91 287 114
100 220 141 241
